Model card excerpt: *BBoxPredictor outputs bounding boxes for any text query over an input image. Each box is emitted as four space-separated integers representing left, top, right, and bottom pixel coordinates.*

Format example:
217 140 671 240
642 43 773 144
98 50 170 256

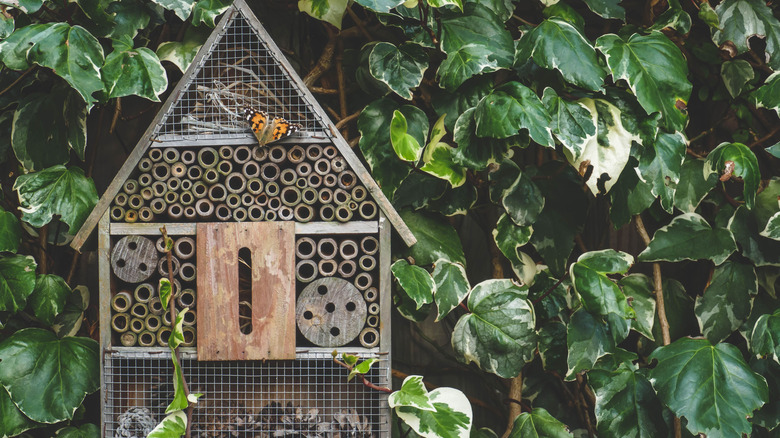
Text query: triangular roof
70 0 415 251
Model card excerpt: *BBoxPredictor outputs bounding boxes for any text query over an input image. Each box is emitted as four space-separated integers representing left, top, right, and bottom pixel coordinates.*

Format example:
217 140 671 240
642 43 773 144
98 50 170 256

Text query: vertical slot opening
238 247 253 335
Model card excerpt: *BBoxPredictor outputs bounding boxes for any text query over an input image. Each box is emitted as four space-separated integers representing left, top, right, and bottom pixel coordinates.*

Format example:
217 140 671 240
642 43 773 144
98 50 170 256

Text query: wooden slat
110 221 379 235
98 212 110 436
152 134 332 147
197 222 296 360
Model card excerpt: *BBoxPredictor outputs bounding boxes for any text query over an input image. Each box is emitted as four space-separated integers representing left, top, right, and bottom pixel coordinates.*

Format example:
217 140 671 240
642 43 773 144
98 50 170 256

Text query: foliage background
0 0 779 436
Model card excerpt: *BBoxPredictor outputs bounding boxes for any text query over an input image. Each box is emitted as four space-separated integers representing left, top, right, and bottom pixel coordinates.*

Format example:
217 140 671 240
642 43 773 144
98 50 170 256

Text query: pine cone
333 409 374 438
115 407 158 438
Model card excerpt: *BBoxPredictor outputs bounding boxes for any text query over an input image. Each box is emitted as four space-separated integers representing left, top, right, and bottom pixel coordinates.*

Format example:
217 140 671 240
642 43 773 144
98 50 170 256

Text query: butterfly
243 107 302 146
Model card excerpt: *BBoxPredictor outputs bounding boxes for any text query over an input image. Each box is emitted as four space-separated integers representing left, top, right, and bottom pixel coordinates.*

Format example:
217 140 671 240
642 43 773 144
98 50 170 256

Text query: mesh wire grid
156 12 326 141
105 351 389 437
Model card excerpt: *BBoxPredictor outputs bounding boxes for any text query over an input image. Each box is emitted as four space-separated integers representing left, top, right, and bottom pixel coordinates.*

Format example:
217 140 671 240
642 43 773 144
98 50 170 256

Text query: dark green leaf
609 159 655 228
75 0 115 37
638 213 736 265
452 108 520 170
52 286 89 338
570 249 635 318
566 308 616 379
751 309 780 363
354 0 404 13
159 277 172 312
507 407 572 438
529 271 570 322
750 358 780 430
542 87 596 160
543 3 585 30
648 338 768 437
394 286 432 322
106 0 150 39
0 0 42 13
28 274 70 326
392 260 435 309
152 0 195 20
674 156 717 213
55 423 100 437
501 170 544 227
728 206 780 266
695 261 757 344
0 14 13 39
538 321 568 375
0 254 36 314
492 213 533 281
156 26 209 73
698 3 720 30
0 386 39 437
428 184 478 216
191 0 230 27
721 59 754 99
399 210 466 265
432 76 493 132
637 131 686 213
752 72 780 117
0 328 99 423
392 172 448 211
762 212 780 241
582 0 625 20
102 38 168 102
619 274 655 341
166 350 188 413
0 208 21 253
712 0 780 70
654 278 696 342
432 259 470 321
369 42 428 100
704 142 760 209
649 0 691 34
474 82 553 146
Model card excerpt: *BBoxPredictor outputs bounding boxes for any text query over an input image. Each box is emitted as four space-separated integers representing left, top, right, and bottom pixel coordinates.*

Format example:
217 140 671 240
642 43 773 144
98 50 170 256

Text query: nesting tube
181 149 196 165
268 145 286 163
152 162 170 181
348 200 359 211
171 162 187 178
314 158 331 175
242 161 260 179
241 193 255 207
306 144 322 161
180 179 192 191
145 314 162 332
182 327 196 347
162 310 172 326
203 168 220 184
281 186 301 206
184 206 197 220
261 162 280 182
152 181 167 197
368 302 380 315
146 199 164 216
317 238 338 259
155 328 170 347
178 289 196 309
138 157 154 172
248 205 265 221
148 148 163 162
120 332 137 347
333 188 350 205
139 207 154 222
163 147 180 164
318 188 333 204
158 255 180 277
182 310 196 327
192 181 208 199
197 147 218 168
225 172 247 193
338 260 356 278
234 207 248 222
131 302 149 319
111 313 130 333
280 168 297 186
179 191 194 206
208 183 227 202
323 145 338 159
128 194 145 210
359 327 379 348
110 206 125 221
367 315 379 328
130 318 145 334
338 170 357 190
351 186 368 202
134 283 154 303
112 292 133 313
163 191 178 205
226 193 241 209
323 173 338 188
319 204 335 221
296 162 312 177
156 236 171 253
293 204 314 223
318 259 338 277
124 209 139 223
364 287 378 303
335 205 353 222
217 160 233 176
187 165 203 181
140 187 154 201
193 200 213 220
255 193 269 207
252 145 268 161
361 236 379 255
123 179 139 195
266 181 280 197
295 178 308 189
167 203 183 221
339 240 359 260
331 156 347 173
301 187 318 205
174 237 195 260
244 180 263 198
114 192 128 207
288 145 305 163
138 173 153 188
359 201 378 219
267 196 282 211
180 262 196 282
265 209 277 221
215 203 232 221
355 272 373 291
359 255 377 272
307 173 322 188
233 145 252 164
148 297 164 316
278 205 294 221
218 145 233 161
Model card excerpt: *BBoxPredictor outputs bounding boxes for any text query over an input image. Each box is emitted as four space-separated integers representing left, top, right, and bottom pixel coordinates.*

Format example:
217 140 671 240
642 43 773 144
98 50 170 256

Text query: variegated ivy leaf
159 278 172 312
695 261 758 344
166 350 188 413
0 254 37 314
704 142 760 209
156 26 210 73
636 131 687 213
582 0 624 20
389 375 436 411
0 208 22 253
751 309 780 363
674 156 717 213
148 410 186 437
542 3 585 31
618 274 656 341
298 0 349 29
368 42 428 100
728 206 780 267
390 110 424 162
752 71 780 117
392 260 435 309
506 407 572 438
638 213 737 265
419 116 466 187
191 0 231 27
721 59 755 99
452 108 520 170
542 88 596 160
353 0 404 13
399 210 466 265
348 358 378 381
427 0 462 11
169 308 188 349
431 259 470 321
566 308 617 379
152 0 194 20
712 0 780 70
570 249 635 318
538 321 568 375
102 37 168 102
761 212 780 240
492 213 534 281
474 82 553 146
649 0 690 34
501 170 544 227
394 386 472 438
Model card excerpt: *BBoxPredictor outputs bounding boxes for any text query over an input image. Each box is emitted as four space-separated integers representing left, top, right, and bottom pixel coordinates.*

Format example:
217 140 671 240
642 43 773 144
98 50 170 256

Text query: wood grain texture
295 277 367 347
109 221 379 236
197 221 296 360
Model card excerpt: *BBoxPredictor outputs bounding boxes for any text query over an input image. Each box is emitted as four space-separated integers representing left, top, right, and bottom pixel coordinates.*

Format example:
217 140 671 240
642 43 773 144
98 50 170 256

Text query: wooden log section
111 236 157 283
296 278 367 348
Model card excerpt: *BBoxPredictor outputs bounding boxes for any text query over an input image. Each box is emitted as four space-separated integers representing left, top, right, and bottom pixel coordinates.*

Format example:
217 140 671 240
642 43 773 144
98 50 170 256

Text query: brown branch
345 6 372 40
336 38 349 138
335 110 361 130
303 28 337 87
109 97 121 134
501 373 523 438
0 67 34 98
38 224 48 275
749 125 780 149
333 357 392 393
309 86 339 95
573 374 595 437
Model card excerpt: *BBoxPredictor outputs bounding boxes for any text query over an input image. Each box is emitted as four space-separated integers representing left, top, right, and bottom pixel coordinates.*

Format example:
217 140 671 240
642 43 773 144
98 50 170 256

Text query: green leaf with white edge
399 210 466 265
28 274 70 326
452 108 520 170
492 212 533 280
638 213 737 265
392 260 435 310
596 32 691 132
102 37 168 102
391 110 423 162
395 290 432 322
148 410 186 438
0 386 40 437
191 0 230 27
428 184 478 217
529 271 570 322
756 178 780 228
55 423 100 437
472 427 499 438
695 261 758 344
542 88 596 160
353 357 377 375
766 142 780 159
420 141 467 187
395 386 472 438
570 249 635 318
0 254 36 314
298 0 348 29
566 308 616 379
388 375 436 411
582 0 624 20
156 27 210 74
428 0 461 10
159 277 172 313
106 0 150 39
474 82 553 146
619 274 655 341
543 2 585 31
648 338 768 438
369 42 427 100
704 142 760 209
0 208 21 253
728 206 780 267
169 307 188 349
432 259 470 321
608 159 655 228
52 286 89 338
152 0 194 20
589 365 668 438
432 76 493 132
14 165 98 233
166 350 189 414
538 321 568 375
526 17 605 91
506 407 572 438
751 309 780 363
712 0 780 70
0 24 46 70
721 59 754 99
452 279 536 378
437 3 514 91
674 156 717 213
501 170 544 227
752 71 780 117
0 15 13 39
761 212 780 240
393 172 448 211
750 357 780 431
637 131 687 213
354 0 403 13
698 2 720 30
649 0 690 34
0 328 98 423
0 0 42 13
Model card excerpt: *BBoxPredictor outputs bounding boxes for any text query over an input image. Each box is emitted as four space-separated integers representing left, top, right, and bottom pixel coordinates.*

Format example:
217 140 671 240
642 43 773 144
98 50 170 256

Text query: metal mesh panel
105 351 389 437
156 12 325 141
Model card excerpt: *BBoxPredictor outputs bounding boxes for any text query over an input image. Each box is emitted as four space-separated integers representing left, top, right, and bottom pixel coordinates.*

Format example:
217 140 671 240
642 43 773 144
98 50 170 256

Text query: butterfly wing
244 108 270 145
244 108 302 146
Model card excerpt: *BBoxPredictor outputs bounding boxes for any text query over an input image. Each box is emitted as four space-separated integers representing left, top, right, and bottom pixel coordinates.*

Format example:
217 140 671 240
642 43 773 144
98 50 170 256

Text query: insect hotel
71 1 416 435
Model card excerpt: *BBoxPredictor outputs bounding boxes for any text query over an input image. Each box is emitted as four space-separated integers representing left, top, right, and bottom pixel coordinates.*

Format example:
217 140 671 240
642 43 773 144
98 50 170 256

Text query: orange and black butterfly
243 107 302 146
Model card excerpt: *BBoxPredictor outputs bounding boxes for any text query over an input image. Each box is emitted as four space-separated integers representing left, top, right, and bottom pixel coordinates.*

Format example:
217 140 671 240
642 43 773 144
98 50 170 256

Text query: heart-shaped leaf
721 59 755 98
0 208 22 253
390 110 424 162
637 131 687 213
431 259 469 321
394 386 472 438
156 26 209 73
542 88 596 160
369 42 428 100
392 260 435 310
52 286 89 338
637 213 736 265
673 156 717 213
148 410 186 437
0 386 40 437
704 142 760 209
190 0 230 27
452 108 521 170
695 261 758 344
388 375 436 411
751 309 780 363
474 82 553 146
399 210 466 265
712 0 780 70
506 407 572 438
102 37 168 102
0 254 37 314
28 274 70 326
762 212 780 240
570 250 635 318
566 308 617 379
152 0 195 20
582 0 624 20
619 274 655 341
492 213 534 281
752 72 780 117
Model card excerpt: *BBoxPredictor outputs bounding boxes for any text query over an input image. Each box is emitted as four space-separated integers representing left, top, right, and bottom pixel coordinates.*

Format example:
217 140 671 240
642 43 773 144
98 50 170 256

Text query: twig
573 374 595 437
333 357 392 393
345 6 372 40
0 67 34 98
512 14 538 27
335 110 361 130
749 125 780 148
309 86 339 95
109 98 121 134
532 273 568 304
336 38 348 138
303 28 337 87
38 224 48 275
501 373 523 438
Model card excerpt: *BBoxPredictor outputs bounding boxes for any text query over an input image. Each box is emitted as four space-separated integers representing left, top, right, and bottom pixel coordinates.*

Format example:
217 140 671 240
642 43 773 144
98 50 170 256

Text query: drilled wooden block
111 236 157 283
296 277 367 347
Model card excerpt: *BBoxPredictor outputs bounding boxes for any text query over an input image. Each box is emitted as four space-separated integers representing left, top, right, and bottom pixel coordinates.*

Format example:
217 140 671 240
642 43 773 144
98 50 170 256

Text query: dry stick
333 357 392 393
336 38 349 139
501 372 523 438
335 110 361 130
109 97 121 134
345 6 372 40
303 28 337 87
575 374 596 437
0 66 34 98
38 224 48 275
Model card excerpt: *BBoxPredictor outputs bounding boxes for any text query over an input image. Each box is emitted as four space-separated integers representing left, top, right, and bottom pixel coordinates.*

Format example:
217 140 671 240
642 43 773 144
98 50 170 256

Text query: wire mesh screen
106 351 389 437
156 11 326 141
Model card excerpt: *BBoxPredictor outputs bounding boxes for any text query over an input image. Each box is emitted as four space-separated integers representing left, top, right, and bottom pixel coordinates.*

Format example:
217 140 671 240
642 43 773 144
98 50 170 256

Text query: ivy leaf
596 31 691 132
437 4 513 90
752 72 780 117
721 60 754 99
452 279 536 378
432 259 470 321
648 338 768 437
637 131 687 213
156 26 209 73
525 17 605 91
566 308 616 379
52 286 89 338
14 165 99 233
582 0 625 20
428 0 462 10
369 42 428 100
393 172 448 211
570 249 635 318
655 279 696 342
543 3 585 31
0 208 21 253
159 277 172 312
0 0 42 13
762 212 780 240
452 108 520 170
394 387 472 438
538 321 568 375
695 261 758 344
673 156 717 213
420 141 467 188
55 423 100 437
106 0 150 39
432 76 493 132
428 184 478 216
0 328 99 423
353 0 404 13
102 37 168 102
474 82 553 146
492 213 534 280
501 170 544 227
608 159 655 228
637 213 736 265
589 365 668 438
542 88 596 160
698 3 720 30
0 15 11 41
28 274 70 326
751 309 780 363
506 407 572 438
166 350 188 413
619 274 655 341
392 260 435 310
148 410 186 438
74 0 115 37
0 386 40 437
389 375 436 411
728 206 780 266
169 308 187 349
712 0 780 70
399 210 466 265
0 254 37 314
152 0 195 20
191 0 230 27
390 110 424 162
704 142 760 209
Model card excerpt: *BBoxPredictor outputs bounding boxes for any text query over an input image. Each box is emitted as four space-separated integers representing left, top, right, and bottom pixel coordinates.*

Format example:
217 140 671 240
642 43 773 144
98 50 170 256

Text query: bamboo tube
138 173 153 188
323 145 339 159
123 179 139 194
246 178 264 195
323 173 338 187
359 200 378 219
208 183 227 202
181 149 196 165
294 178 307 190
338 260 357 278
314 158 331 175
338 170 357 190
294 204 314 222
268 145 286 163
130 317 145 334
134 283 154 303
364 287 378 303
306 144 323 161
128 194 145 209
368 302 380 315
197 147 218 168
307 173 322 188
261 162 280 182
138 157 154 172
182 310 196 327
202 167 219 184
242 161 260 179
318 259 338 277
162 309 171 326
295 237 317 259
265 209 277 221
318 187 333 204
287 145 305 163
359 327 379 348
319 204 335 221
145 314 162 332
158 255 180 277
187 165 203 181
255 193 269 207
179 191 195 206
252 145 268 161
148 198 165 215
331 156 347 173
359 255 377 272
183 206 196 220
180 179 192 191
215 203 232 221
266 181 280 197
131 302 149 319
317 238 338 259
192 181 208 198
226 172 247 193
148 148 163 162
301 187 318 205
248 205 265 221
195 198 214 219
367 315 379 328
171 162 187 178
164 191 178 205
234 207 248 222
280 168 297 186
296 162 312 177
167 177 181 192
217 159 233 176
241 193 255 207
218 145 233 160
110 206 125 221
233 145 251 164
339 240 359 260
124 209 138 223
335 204 353 222
180 262 196 281
355 272 373 290
111 313 130 333
174 237 195 260
333 188 350 205
152 162 170 180
281 186 301 206
155 328 171 347
361 236 379 255
120 332 137 347
158 234 172 252
226 193 241 209
114 192 128 207
278 205 294 221
152 181 167 197
296 260 318 282
167 203 183 220
148 297 164 316
182 327 196 347
348 200 359 211
163 147 180 164
140 187 154 201
178 289 196 309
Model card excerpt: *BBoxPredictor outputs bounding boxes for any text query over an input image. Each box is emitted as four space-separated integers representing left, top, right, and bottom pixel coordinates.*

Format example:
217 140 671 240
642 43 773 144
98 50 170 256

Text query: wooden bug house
71 1 415 435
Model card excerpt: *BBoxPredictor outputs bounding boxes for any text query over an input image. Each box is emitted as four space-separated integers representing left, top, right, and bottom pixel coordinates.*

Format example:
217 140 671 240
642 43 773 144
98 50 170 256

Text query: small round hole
128 241 138 250
317 285 328 295
138 263 147 272
117 259 126 268
304 311 313 320
346 302 356 311
325 303 335 313
330 327 340 336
